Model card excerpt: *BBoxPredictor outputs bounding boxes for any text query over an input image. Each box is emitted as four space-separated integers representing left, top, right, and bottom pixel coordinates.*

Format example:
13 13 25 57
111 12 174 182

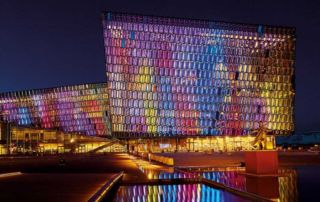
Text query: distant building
276 132 320 146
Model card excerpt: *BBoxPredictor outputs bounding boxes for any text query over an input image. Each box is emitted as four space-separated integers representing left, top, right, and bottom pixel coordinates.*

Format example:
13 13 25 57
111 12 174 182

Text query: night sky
0 0 319 132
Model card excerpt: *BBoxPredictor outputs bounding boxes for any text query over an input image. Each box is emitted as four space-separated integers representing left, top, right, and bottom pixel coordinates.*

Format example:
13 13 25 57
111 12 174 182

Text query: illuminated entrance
128 136 275 153
0 122 126 155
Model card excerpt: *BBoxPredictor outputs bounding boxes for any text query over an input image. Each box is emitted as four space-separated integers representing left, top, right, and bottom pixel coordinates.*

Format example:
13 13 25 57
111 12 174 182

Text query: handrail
88 140 119 153
88 171 124 202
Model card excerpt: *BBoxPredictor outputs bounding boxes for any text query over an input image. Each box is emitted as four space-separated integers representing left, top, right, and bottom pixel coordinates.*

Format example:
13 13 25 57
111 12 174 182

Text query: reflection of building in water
117 166 298 201
278 169 298 202
189 167 298 201
114 184 245 202
200 168 246 191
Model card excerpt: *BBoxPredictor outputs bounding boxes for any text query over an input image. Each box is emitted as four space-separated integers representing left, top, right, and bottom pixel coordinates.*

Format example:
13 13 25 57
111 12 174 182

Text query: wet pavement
0 173 114 202
0 153 146 202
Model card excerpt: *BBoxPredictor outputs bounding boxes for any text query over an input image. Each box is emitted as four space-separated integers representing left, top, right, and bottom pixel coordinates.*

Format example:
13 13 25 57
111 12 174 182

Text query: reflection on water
135 159 195 180
138 167 298 201
296 166 320 202
191 168 298 202
198 168 246 191
113 184 249 202
144 169 195 180
278 169 298 202
132 158 298 201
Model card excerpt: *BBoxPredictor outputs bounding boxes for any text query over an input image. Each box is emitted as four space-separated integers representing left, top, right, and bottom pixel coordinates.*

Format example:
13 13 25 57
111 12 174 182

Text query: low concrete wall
131 151 174 166
149 154 174 166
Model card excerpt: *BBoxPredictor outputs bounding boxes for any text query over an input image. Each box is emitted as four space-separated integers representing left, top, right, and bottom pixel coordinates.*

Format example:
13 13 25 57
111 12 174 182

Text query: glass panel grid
103 12 295 137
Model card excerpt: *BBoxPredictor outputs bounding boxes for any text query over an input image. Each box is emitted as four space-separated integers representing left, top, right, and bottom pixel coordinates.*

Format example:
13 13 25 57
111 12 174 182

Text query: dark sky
0 0 319 132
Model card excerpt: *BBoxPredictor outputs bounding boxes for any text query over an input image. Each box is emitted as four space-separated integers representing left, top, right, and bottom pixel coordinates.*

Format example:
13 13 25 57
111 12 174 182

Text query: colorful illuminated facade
0 83 110 136
0 12 295 146
103 12 295 138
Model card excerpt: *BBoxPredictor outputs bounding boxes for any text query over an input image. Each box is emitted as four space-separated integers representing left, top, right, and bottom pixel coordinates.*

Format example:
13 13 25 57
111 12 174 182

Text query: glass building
0 12 296 152
0 83 110 136
102 12 295 139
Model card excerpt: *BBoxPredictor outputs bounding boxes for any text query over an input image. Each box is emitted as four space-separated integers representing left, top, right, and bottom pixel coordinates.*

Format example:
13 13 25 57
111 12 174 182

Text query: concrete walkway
0 173 114 202
0 153 147 202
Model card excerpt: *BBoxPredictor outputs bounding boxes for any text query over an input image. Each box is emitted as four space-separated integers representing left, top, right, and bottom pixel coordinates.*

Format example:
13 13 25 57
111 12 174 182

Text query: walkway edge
0 172 22 178
87 171 124 202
